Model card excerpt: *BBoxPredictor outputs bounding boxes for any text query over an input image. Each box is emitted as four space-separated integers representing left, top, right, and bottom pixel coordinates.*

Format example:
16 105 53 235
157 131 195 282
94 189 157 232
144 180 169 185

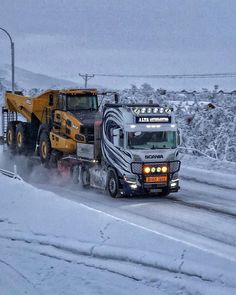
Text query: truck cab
102 105 181 197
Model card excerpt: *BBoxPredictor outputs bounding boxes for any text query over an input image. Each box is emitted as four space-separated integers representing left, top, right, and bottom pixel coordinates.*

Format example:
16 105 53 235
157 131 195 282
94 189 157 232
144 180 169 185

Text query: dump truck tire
39 131 51 167
15 122 29 154
6 121 18 152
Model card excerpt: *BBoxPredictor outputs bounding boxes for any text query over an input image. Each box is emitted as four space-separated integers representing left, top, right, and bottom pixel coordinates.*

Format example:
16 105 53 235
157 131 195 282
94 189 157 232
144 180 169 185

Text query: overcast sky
1 0 236 90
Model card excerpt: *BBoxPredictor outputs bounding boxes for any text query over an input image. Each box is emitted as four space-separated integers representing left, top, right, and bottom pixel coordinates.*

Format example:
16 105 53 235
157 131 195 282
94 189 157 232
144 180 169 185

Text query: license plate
145 175 167 183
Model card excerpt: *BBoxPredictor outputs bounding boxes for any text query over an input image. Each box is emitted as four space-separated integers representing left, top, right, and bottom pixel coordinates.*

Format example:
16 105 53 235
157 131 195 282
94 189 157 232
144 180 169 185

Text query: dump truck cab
57 90 98 112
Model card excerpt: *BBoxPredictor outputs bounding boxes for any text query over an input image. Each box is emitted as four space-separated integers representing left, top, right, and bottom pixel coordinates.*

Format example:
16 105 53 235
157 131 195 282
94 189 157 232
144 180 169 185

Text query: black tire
39 131 51 166
6 121 18 152
15 122 29 154
81 167 90 188
72 165 80 184
50 150 62 168
107 170 120 198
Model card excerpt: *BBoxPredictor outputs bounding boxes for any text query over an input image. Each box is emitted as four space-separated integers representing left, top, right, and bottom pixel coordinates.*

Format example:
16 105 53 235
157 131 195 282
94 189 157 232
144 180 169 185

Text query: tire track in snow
0 233 220 285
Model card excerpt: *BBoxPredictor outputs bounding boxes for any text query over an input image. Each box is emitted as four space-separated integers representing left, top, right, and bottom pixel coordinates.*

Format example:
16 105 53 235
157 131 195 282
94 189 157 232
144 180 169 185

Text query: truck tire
6 121 18 152
81 167 90 188
72 165 80 184
107 170 120 198
39 131 51 167
15 122 29 154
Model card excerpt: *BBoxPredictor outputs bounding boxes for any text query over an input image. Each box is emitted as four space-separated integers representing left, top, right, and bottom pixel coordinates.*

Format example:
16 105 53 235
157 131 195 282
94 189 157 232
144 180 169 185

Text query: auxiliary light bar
132 107 173 115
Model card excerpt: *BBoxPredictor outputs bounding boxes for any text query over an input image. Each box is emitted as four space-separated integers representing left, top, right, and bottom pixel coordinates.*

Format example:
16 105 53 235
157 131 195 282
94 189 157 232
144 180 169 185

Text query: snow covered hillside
0 64 78 90
0 64 79 105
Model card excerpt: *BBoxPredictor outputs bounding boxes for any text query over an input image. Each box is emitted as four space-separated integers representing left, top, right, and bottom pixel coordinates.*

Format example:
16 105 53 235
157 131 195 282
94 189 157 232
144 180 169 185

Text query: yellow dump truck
2 89 103 166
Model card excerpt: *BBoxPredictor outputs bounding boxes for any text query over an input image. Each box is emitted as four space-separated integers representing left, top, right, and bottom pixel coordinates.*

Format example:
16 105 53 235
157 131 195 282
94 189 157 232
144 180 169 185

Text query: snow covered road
0 150 236 294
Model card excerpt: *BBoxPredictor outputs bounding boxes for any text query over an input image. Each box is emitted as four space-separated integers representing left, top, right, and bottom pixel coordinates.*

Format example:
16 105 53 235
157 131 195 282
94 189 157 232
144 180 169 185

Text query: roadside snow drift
0 173 236 294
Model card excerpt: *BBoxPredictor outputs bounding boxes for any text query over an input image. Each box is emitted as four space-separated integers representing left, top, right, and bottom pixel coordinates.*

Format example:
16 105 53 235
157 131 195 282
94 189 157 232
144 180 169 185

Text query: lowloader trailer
2 89 181 198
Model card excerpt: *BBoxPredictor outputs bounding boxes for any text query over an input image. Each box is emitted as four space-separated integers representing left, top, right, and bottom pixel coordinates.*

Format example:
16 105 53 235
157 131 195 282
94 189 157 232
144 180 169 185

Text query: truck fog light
151 167 156 173
156 167 161 172
170 182 177 187
144 166 151 174
130 184 138 189
162 166 168 173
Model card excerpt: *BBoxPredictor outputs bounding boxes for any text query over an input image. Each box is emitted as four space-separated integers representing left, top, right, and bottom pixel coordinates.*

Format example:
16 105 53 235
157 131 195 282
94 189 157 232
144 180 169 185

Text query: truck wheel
6 121 17 152
107 170 120 198
39 131 51 167
81 167 90 188
15 122 29 154
72 165 80 184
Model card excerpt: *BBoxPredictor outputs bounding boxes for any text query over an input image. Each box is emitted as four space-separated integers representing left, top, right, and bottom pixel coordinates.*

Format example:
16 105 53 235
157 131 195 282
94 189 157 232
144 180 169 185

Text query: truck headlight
123 176 138 189
151 167 156 173
170 179 179 187
144 166 151 174
161 166 168 173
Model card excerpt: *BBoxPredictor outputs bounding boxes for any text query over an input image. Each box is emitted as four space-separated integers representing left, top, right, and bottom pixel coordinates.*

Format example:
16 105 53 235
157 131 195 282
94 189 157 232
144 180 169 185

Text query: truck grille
131 161 181 175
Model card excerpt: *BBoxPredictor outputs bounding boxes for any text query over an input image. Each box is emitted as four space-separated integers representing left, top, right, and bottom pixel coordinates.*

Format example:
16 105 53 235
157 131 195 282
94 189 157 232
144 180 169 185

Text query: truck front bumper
121 178 179 196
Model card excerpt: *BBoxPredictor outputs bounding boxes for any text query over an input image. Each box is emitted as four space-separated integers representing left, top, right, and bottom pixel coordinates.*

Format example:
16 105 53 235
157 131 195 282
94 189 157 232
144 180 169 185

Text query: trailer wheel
39 131 51 167
72 165 80 184
81 167 90 188
15 122 29 154
107 170 120 198
6 121 17 152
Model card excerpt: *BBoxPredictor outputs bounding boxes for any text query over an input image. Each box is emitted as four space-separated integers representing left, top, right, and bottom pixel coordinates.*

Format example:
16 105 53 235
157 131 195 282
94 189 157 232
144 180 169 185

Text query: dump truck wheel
15 122 29 154
39 131 51 167
107 170 120 198
81 167 90 188
6 122 17 152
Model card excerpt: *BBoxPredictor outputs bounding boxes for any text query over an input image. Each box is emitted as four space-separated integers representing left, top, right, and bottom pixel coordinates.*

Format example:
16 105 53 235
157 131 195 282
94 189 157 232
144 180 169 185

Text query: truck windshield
127 131 176 149
67 95 98 111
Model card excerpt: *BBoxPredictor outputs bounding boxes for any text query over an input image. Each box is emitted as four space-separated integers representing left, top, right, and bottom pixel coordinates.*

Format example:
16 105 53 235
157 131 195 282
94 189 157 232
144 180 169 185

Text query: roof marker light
141 108 146 113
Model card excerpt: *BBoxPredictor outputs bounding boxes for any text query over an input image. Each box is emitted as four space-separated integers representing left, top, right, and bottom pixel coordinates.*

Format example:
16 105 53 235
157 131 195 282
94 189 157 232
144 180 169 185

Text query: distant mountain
0 64 79 90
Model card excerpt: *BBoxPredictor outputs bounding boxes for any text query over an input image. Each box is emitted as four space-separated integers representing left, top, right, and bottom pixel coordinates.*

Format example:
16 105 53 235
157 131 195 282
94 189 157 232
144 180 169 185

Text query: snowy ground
0 146 236 294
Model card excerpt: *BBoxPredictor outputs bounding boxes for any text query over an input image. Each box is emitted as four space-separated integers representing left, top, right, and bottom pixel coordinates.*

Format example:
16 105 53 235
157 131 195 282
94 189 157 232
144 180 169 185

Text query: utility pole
79 73 95 88
0 27 15 93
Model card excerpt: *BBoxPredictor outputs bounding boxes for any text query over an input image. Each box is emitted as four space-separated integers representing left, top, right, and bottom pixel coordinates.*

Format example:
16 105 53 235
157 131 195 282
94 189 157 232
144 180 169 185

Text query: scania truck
2 89 181 197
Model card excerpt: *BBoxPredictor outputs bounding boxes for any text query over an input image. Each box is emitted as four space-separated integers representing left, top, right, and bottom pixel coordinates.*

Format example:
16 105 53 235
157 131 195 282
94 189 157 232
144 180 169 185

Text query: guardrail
0 165 22 180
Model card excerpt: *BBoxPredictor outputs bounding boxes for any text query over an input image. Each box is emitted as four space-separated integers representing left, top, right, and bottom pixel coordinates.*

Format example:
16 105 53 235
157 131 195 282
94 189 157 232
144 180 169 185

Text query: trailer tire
107 170 120 198
6 121 18 152
81 167 90 188
39 131 51 167
72 165 80 184
15 122 29 154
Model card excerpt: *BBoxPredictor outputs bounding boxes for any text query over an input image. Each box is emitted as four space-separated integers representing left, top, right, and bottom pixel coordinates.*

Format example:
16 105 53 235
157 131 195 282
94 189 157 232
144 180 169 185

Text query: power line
78 73 95 88
92 72 236 79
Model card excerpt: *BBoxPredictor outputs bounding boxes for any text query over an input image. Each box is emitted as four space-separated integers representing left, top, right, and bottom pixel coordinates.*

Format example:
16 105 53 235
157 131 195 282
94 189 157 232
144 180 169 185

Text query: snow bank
181 154 236 189
0 174 236 294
